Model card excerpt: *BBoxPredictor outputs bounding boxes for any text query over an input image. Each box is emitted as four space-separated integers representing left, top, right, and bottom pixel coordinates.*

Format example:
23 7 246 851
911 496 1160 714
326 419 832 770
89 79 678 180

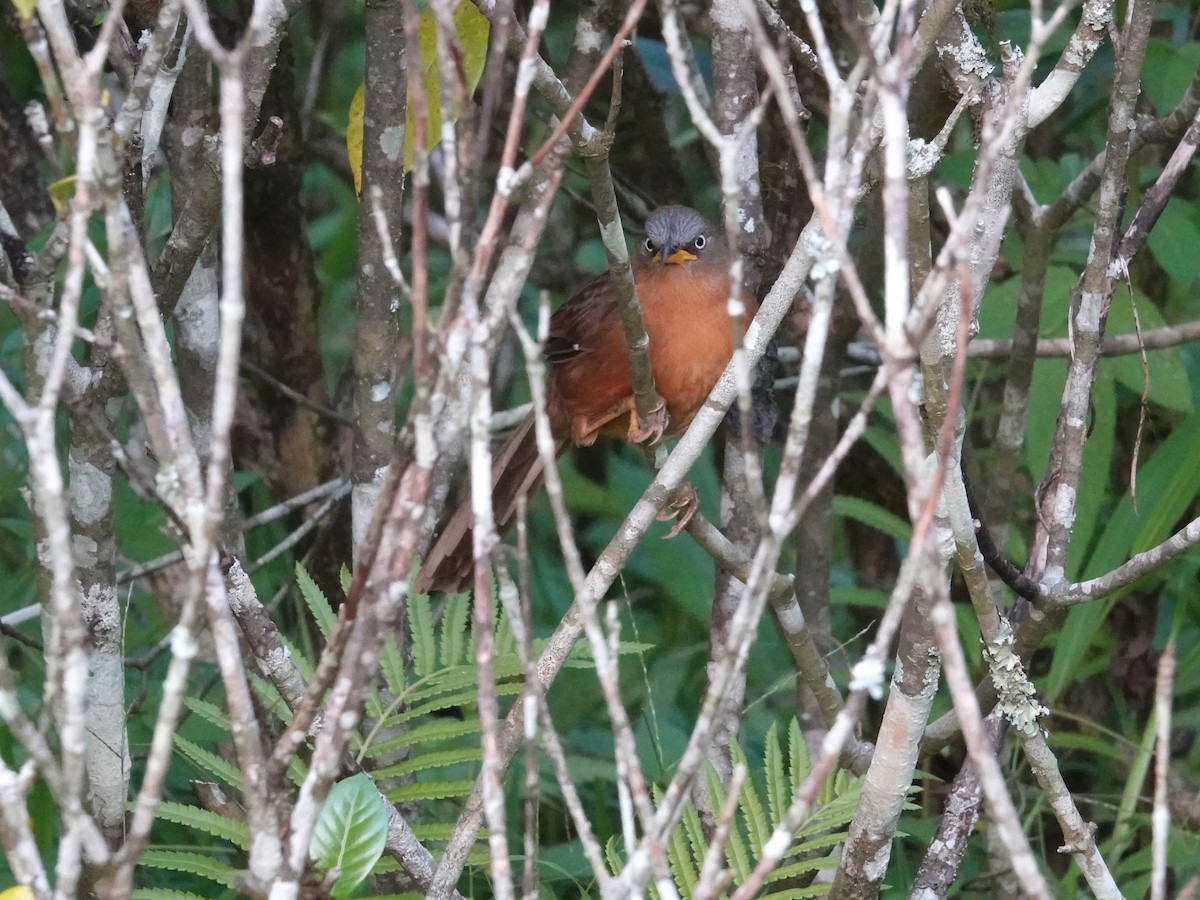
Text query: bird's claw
628 398 669 446
657 482 698 539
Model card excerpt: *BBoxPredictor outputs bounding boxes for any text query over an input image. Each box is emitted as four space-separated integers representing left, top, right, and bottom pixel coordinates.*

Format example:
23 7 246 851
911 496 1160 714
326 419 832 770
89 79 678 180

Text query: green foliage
605 719 864 898
310 773 389 898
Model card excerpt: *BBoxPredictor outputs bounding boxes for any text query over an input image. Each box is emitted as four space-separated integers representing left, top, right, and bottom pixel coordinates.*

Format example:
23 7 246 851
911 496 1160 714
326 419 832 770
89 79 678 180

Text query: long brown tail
415 414 560 593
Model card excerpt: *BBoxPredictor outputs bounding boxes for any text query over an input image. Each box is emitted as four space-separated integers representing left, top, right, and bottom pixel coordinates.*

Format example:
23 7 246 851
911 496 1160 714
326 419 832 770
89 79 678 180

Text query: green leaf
1103 289 1194 413
1146 197 1200 286
370 746 481 780
386 778 476 803
789 718 810 793
379 633 407 696
137 850 241 888
410 590 436 678
1066 370 1116 578
141 801 249 850
183 696 231 731
346 1 491 188
764 722 787 826
9 0 36 21
665 804 698 896
833 495 911 542
360 715 482 759
310 773 389 899
174 735 242 791
737 750 772 854
681 797 708 875
1142 39 1200 115
296 563 337 636
440 592 471 668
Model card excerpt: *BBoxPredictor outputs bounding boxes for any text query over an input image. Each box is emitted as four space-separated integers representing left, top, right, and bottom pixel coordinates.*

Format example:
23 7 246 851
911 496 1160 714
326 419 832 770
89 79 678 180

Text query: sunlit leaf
346 2 490 190
310 773 388 899
9 0 36 22
47 176 78 214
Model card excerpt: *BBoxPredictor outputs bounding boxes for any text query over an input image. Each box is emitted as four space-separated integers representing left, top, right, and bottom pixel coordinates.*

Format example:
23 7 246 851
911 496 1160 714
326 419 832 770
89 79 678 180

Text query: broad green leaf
47 176 78 213
1143 39 1200 115
833 495 911 542
310 773 389 899
1049 411 1200 699
1066 370 1116 577
1146 198 1200 287
1103 289 1194 413
346 2 490 189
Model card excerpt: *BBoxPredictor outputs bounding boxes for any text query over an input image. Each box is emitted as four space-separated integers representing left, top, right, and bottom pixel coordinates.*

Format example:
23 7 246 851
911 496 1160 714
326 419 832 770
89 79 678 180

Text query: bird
415 205 757 593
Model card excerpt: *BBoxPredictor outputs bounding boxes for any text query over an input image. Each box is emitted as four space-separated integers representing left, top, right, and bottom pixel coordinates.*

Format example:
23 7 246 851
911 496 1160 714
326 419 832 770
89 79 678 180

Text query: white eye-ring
693 235 707 250
643 238 656 253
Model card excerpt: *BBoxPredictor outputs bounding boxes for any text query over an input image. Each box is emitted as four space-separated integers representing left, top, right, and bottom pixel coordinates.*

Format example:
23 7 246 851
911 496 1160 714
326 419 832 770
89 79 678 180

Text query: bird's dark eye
693 235 707 250
643 238 656 254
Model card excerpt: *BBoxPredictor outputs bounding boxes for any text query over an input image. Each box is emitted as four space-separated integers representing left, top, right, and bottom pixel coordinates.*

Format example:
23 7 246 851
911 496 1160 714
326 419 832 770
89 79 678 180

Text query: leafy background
2 0 1200 896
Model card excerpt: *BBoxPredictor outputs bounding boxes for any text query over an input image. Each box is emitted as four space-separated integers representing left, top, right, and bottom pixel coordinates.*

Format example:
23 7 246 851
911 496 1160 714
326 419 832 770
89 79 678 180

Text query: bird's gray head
639 205 716 267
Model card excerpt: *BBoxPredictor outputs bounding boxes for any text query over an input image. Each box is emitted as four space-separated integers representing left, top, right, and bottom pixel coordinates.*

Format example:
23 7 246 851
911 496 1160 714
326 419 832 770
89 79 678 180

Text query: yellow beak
654 248 697 266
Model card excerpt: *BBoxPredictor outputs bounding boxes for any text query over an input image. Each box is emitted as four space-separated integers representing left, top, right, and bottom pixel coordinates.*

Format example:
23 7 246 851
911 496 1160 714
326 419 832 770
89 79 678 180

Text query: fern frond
174 735 241 790
360 715 482 759
250 674 291 725
409 823 459 842
296 563 337 636
144 801 249 849
137 850 241 888
386 779 476 803
409 591 437 677
765 722 788 826
789 718 810 790
680 797 707 875
439 593 471 667
733 744 772 853
130 890 216 900
379 633 407 695
760 883 835 899
702 763 751 880
183 696 230 731
370 746 482 780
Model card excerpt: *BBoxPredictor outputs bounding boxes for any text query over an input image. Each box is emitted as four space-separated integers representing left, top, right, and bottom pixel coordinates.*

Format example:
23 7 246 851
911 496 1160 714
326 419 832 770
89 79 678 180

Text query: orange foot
658 482 698 539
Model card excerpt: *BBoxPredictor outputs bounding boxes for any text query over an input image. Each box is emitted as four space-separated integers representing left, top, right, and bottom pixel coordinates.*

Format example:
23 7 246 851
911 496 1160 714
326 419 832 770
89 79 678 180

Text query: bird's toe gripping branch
658 482 699 539
627 397 669 446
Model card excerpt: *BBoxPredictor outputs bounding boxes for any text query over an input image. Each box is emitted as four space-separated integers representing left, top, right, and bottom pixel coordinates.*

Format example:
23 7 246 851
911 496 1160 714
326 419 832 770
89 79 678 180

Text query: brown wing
544 275 636 437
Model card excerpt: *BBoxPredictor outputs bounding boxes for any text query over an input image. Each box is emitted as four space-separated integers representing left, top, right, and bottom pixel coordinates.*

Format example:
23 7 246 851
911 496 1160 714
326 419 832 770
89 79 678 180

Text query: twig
1152 638 1176 900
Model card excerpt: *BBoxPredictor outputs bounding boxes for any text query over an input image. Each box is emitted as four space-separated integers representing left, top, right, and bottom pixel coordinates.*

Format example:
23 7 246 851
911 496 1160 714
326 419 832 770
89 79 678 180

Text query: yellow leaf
48 176 78 215
9 0 37 22
345 1 490 190
347 84 366 195
0 887 36 900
